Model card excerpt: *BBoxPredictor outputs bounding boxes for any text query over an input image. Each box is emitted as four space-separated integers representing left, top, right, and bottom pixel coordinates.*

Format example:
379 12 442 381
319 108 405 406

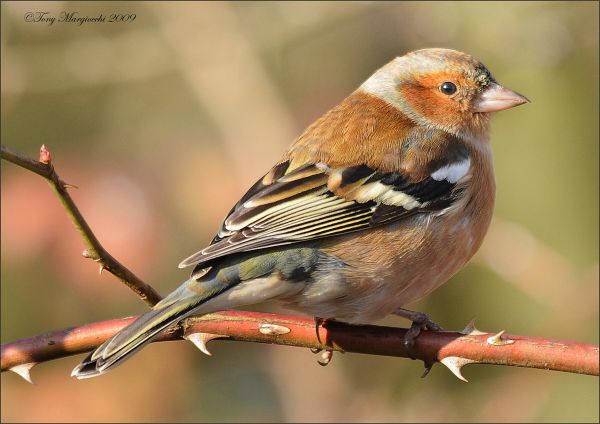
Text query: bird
72 48 529 378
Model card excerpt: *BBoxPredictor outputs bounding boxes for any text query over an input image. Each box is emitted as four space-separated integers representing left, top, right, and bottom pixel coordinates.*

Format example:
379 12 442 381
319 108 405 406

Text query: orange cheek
399 83 461 129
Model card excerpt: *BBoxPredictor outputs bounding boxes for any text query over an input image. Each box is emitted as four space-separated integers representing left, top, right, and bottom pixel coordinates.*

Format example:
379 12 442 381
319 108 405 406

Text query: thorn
486 330 515 346
61 180 79 190
184 332 228 356
461 318 487 336
98 264 105 275
9 363 36 384
421 361 435 378
259 323 291 335
440 356 477 382
39 145 51 164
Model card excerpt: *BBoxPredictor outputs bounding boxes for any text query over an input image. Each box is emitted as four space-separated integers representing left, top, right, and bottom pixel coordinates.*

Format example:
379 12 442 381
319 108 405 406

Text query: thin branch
2 311 598 380
0 144 162 306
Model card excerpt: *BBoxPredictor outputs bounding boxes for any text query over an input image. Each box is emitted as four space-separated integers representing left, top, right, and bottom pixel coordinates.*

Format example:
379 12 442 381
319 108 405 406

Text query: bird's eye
439 82 457 96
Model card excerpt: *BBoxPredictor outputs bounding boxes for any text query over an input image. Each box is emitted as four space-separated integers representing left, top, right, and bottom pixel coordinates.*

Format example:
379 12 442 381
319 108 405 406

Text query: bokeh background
1 1 598 422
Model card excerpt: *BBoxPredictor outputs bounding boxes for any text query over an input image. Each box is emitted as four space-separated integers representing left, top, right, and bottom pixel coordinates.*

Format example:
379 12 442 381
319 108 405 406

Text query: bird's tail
71 278 228 379
71 247 315 379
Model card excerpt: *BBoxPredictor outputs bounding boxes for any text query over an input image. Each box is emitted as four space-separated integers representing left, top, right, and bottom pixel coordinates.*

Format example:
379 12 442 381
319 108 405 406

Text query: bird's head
360 48 529 138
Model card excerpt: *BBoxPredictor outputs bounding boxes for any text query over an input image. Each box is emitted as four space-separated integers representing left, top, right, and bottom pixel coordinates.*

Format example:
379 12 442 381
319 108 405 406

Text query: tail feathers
71 296 201 379
71 251 296 379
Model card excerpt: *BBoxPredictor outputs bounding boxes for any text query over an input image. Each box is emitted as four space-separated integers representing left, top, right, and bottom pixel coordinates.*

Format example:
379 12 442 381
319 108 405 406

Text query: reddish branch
1 144 598 382
2 311 598 379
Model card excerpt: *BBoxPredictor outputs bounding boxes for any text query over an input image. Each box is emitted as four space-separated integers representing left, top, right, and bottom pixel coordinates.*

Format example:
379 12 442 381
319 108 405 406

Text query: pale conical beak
474 82 530 113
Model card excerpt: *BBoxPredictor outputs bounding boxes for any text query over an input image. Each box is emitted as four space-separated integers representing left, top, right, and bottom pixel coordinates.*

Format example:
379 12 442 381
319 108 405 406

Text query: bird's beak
473 82 530 113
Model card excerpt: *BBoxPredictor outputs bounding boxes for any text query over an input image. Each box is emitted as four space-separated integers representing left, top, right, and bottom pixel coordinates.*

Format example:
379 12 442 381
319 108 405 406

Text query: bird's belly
281 213 485 323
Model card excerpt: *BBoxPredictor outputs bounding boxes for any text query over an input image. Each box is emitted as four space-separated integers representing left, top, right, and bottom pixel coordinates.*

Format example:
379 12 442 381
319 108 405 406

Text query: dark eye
439 82 457 95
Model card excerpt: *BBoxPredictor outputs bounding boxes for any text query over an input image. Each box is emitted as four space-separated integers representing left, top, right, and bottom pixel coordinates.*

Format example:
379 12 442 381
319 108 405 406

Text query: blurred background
1 1 598 422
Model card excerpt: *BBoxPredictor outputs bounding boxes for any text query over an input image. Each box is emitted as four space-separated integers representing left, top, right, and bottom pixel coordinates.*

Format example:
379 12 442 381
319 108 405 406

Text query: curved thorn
61 181 79 190
98 264 105 275
9 362 36 384
461 318 486 336
184 332 228 356
440 356 477 382
486 330 515 346
421 361 435 378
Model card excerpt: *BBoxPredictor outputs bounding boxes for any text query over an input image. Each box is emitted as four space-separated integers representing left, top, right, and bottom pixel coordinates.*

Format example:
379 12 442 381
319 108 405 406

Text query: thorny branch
0 144 162 306
1 145 598 384
1 312 598 381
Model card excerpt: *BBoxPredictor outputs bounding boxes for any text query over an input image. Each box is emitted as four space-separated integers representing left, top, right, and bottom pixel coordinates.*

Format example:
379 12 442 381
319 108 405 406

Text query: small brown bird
73 48 528 378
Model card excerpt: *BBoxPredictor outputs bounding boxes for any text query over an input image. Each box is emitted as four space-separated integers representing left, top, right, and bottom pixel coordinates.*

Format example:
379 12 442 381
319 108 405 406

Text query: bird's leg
393 308 443 355
311 317 335 366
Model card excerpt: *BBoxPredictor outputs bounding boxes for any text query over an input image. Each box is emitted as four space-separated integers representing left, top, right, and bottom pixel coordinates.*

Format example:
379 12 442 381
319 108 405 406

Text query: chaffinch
73 48 528 378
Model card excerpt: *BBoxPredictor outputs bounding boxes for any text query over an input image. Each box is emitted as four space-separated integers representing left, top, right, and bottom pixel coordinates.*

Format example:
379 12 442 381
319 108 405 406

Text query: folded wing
179 157 470 273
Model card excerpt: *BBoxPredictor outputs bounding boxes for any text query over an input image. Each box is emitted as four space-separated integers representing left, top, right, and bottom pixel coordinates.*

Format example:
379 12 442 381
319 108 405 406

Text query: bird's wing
179 157 471 272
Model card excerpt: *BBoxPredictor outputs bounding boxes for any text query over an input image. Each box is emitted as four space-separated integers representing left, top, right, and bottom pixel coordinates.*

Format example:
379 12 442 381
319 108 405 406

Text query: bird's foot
311 347 335 366
393 308 443 358
311 316 339 366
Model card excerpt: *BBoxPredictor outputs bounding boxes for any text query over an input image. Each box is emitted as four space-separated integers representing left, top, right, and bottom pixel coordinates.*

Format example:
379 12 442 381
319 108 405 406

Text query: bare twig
0 144 162 306
2 311 598 380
